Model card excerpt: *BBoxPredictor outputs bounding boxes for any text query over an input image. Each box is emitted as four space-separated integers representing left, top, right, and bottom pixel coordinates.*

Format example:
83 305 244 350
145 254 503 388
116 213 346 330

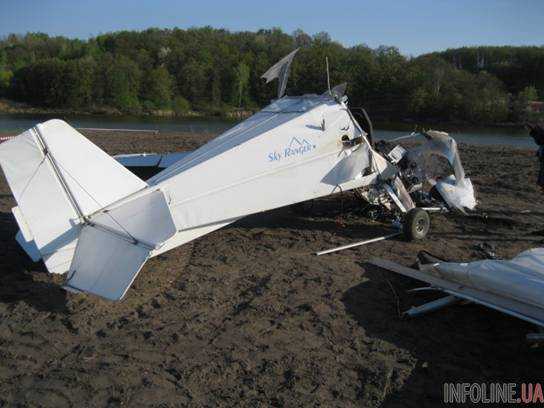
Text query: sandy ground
0 130 543 407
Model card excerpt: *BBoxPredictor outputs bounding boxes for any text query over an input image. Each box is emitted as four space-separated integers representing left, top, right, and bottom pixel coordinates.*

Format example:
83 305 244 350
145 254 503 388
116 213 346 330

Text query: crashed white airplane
0 50 475 300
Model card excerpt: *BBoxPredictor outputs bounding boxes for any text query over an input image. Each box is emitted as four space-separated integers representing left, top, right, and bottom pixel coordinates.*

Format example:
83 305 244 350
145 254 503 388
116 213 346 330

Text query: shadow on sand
231 197 397 239
341 263 543 406
0 212 68 313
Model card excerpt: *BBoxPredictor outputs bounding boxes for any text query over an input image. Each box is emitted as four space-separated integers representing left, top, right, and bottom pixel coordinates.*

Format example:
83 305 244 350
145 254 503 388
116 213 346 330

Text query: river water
0 113 534 149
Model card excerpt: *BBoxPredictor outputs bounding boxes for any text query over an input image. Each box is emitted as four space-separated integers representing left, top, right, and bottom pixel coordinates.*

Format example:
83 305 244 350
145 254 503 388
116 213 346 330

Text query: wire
55 159 137 243
18 156 46 200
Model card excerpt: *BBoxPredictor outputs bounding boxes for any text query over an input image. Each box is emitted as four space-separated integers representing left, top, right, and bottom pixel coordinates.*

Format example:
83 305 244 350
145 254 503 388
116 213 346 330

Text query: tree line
0 28 542 123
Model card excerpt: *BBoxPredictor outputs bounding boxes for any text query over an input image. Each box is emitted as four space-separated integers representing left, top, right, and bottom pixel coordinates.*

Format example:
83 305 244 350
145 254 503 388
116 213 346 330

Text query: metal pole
315 232 401 256
404 295 460 317
77 127 159 134
34 127 86 221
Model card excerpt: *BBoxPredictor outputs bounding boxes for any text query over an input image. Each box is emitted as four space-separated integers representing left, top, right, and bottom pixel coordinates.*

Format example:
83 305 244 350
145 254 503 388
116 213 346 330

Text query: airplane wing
369 253 544 328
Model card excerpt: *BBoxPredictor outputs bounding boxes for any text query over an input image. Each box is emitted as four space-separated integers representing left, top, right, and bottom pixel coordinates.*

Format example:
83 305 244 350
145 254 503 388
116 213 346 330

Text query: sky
1 0 543 55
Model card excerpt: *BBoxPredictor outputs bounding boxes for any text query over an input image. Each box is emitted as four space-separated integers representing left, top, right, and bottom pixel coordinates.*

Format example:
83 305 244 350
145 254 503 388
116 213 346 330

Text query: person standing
527 123 544 192
539 144 544 192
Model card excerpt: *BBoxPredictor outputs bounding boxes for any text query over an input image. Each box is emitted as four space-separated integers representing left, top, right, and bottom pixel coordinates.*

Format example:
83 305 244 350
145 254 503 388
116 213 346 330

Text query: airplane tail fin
0 120 176 299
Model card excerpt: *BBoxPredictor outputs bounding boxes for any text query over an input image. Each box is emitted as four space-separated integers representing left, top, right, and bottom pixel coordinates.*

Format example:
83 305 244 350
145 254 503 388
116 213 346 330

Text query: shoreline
0 99 254 121
0 108 527 130
0 99 528 129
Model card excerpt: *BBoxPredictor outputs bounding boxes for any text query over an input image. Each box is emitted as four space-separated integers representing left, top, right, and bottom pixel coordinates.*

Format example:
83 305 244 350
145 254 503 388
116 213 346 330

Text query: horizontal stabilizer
64 225 150 301
64 189 176 300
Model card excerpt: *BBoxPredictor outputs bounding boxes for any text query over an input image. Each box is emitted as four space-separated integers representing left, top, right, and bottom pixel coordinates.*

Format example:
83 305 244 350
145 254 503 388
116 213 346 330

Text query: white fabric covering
435 248 544 309
261 48 299 98
435 175 477 211
35 120 147 215
88 189 176 247
0 128 80 273
64 225 149 301
149 95 369 231
321 142 370 185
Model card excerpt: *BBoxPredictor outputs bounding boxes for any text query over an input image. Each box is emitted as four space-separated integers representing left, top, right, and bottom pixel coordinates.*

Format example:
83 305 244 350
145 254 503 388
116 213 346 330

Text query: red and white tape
0 136 15 143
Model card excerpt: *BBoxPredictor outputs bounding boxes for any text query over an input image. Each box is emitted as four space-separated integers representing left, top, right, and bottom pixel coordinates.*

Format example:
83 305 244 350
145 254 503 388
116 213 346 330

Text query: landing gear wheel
403 208 430 241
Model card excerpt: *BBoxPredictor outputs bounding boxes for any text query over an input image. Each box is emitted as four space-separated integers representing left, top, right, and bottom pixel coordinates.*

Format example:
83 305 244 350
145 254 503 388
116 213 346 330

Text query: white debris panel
397 130 477 212
432 248 544 310
371 248 544 328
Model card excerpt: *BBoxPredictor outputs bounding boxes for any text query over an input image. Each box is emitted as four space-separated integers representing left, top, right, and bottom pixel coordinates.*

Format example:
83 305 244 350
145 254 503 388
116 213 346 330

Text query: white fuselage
145 95 381 256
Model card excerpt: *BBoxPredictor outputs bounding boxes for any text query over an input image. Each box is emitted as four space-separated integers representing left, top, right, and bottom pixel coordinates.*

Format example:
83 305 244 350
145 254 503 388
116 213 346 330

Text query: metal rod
404 295 460 317
77 127 159 134
420 206 446 212
88 221 155 250
384 183 407 213
388 132 419 142
33 127 86 221
526 330 544 342
526 333 544 342
407 287 440 293
316 232 401 256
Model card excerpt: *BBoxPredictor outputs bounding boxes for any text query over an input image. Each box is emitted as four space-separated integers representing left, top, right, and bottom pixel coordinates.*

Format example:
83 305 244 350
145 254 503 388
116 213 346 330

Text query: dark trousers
539 159 544 187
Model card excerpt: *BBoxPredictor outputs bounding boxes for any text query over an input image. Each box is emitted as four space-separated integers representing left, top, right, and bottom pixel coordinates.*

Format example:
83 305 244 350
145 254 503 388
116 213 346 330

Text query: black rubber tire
403 208 430 241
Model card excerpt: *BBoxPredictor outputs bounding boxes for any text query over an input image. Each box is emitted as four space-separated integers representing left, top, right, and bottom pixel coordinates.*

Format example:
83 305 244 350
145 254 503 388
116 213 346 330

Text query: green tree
104 56 142 112
63 59 95 107
1 27 543 123
234 62 250 107
172 96 191 116
142 66 173 109
10 58 66 106
463 72 509 122
512 86 539 121
0 69 12 96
